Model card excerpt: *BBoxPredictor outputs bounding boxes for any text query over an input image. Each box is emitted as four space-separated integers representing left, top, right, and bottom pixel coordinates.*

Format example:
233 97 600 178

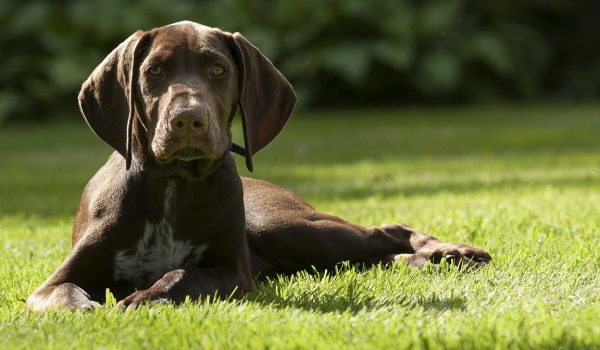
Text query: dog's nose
170 107 206 133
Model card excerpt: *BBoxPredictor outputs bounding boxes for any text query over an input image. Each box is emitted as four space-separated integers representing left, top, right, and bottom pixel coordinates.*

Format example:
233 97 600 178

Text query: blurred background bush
1 0 599 123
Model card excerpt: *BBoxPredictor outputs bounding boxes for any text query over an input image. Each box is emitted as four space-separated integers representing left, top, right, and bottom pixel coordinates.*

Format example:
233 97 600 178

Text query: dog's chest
112 182 208 288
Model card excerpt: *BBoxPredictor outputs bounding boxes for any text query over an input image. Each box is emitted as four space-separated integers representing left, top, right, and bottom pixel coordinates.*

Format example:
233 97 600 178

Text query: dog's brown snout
170 107 206 134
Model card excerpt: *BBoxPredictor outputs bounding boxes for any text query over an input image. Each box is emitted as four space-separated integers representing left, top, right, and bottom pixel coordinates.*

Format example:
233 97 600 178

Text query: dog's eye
211 65 225 76
147 65 164 76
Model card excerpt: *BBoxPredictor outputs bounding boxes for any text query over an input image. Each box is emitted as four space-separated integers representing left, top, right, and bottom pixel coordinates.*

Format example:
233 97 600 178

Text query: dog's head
78 21 296 174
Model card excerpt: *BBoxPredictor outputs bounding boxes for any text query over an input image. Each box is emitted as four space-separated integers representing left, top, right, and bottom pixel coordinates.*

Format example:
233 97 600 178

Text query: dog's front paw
117 288 169 310
70 299 103 311
395 243 491 268
27 283 103 312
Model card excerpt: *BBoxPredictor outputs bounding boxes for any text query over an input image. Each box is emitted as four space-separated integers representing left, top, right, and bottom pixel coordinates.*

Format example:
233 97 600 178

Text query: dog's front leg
27 282 101 312
117 265 252 309
26 238 110 312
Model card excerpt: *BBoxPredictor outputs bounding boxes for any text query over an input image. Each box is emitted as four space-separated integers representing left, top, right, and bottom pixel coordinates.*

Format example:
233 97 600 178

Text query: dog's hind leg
243 178 491 276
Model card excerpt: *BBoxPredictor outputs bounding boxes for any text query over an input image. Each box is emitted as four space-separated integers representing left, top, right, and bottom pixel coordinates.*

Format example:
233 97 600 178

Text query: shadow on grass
1 169 597 219
245 265 467 314
248 286 467 314
2 108 600 219
275 172 599 202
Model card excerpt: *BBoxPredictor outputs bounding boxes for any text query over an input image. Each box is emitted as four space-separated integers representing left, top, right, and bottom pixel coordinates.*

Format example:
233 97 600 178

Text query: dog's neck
134 155 230 182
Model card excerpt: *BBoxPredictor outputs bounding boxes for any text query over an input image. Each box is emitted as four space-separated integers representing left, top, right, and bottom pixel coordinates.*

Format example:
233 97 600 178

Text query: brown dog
26 21 491 311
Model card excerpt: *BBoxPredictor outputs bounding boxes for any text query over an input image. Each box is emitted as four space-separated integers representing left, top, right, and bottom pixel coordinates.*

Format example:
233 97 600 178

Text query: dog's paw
27 283 103 312
117 289 169 310
69 299 103 311
395 243 491 268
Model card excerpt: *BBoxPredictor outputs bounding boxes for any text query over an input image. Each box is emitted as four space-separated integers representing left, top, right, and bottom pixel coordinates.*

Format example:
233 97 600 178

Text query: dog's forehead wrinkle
146 47 175 60
146 43 227 67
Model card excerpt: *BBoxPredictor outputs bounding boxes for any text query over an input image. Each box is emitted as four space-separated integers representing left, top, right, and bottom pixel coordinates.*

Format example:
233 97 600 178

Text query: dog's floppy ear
78 31 150 169
228 33 297 171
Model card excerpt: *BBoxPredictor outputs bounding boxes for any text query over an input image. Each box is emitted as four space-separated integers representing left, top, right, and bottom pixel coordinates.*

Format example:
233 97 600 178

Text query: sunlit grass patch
1 104 599 349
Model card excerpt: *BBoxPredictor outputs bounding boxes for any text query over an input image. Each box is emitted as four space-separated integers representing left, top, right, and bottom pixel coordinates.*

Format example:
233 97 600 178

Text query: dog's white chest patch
113 182 208 288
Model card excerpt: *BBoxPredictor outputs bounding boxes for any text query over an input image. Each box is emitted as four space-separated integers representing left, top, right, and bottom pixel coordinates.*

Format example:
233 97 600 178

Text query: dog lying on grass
27 21 491 311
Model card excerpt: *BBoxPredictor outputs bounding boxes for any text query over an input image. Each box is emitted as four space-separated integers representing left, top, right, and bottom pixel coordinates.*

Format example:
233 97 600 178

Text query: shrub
1 0 599 122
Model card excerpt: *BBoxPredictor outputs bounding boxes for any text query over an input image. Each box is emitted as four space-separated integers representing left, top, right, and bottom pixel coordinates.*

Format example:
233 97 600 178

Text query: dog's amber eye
211 65 225 76
148 65 164 76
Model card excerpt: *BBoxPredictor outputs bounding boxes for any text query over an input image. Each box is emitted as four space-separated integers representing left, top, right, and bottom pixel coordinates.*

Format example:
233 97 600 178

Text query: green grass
1 104 599 349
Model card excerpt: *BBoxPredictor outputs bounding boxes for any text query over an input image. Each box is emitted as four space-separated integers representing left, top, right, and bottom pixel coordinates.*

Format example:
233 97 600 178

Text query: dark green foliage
1 0 599 122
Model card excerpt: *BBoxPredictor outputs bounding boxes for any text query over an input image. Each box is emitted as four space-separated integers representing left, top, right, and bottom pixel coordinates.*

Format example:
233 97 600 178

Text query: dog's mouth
156 147 206 164
149 146 226 181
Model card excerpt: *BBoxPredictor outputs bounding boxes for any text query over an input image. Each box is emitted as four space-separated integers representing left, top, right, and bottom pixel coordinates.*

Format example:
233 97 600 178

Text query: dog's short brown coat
27 21 490 311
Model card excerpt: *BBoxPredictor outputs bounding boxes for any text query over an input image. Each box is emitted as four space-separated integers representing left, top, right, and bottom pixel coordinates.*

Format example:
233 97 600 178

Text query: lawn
0 104 599 349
